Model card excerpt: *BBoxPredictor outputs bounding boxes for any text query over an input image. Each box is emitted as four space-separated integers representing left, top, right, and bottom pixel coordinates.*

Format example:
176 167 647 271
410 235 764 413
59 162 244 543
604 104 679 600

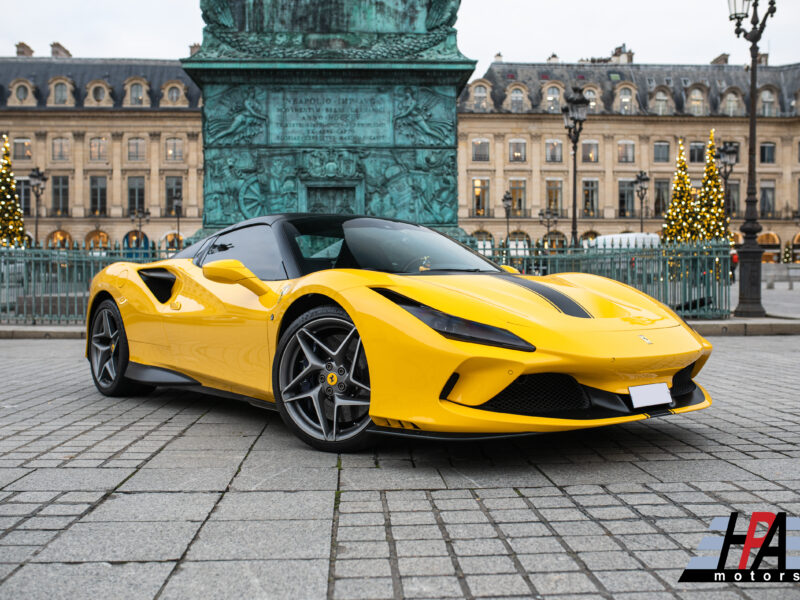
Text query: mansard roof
459 60 800 117
0 57 201 109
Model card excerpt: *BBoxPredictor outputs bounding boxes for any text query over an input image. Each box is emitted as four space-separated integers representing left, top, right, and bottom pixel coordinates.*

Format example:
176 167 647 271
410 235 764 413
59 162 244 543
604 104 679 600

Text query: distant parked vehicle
586 233 661 249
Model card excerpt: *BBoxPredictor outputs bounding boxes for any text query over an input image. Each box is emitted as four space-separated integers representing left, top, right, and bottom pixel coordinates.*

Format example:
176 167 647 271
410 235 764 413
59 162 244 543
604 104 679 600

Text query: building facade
0 48 203 250
2 45 800 260
457 54 800 260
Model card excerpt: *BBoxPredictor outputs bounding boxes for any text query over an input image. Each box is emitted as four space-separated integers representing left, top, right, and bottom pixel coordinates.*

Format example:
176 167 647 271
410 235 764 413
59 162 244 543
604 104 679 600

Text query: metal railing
0 240 732 324
473 241 732 320
1 246 173 325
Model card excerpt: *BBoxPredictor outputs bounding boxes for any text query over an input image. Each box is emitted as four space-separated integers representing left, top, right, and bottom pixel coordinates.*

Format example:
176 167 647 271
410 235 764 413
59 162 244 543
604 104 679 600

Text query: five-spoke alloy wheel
275 306 372 452
89 299 152 397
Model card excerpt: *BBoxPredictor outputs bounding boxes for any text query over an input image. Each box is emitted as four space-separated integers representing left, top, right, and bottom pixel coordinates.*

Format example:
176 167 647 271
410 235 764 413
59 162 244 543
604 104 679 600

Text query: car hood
378 272 682 334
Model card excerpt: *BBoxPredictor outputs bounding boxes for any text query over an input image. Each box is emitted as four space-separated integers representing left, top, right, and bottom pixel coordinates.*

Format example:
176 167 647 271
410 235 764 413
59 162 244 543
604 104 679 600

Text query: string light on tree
0 135 26 247
662 139 697 243
696 129 733 242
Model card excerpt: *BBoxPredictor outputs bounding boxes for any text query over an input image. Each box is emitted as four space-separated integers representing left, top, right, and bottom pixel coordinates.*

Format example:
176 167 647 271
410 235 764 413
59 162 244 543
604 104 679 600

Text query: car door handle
169 301 182 311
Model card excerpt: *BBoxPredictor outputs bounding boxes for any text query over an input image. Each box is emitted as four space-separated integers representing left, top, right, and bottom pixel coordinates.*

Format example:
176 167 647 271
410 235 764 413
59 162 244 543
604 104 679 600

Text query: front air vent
138 268 176 303
670 362 697 398
477 373 590 417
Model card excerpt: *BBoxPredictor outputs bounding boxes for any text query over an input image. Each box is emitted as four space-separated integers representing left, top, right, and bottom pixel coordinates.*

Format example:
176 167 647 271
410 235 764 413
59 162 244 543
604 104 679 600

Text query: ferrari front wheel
275 306 372 452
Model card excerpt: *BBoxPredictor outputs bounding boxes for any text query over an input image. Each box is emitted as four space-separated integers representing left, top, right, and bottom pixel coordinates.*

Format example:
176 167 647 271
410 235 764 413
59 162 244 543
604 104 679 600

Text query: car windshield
282 217 500 276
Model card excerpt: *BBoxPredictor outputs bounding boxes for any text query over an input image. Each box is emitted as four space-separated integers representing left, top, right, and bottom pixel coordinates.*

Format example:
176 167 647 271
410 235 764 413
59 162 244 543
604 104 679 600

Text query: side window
203 225 286 280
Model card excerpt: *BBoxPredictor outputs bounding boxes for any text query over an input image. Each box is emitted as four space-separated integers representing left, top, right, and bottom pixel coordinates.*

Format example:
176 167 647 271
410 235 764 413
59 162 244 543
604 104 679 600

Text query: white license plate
629 383 672 409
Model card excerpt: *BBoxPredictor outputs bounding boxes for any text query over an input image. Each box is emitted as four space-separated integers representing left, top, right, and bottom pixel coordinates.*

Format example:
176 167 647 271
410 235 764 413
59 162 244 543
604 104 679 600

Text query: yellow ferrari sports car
86 214 712 451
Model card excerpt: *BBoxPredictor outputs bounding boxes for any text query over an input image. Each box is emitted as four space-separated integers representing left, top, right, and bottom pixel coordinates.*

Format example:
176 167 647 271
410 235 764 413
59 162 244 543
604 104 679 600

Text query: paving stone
340 467 445 490
333 577 394 600
397 556 456 576
186 520 330 560
529 571 599 595
595 569 666 592
119 467 236 492
231 467 339 491
466 574 531 597
5 468 132 492
401 575 463 598
636 460 760 483
210 491 334 520
538 463 656 486
160 560 328 600
143 450 247 469
0 562 173 600
81 492 219 522
335 558 392 578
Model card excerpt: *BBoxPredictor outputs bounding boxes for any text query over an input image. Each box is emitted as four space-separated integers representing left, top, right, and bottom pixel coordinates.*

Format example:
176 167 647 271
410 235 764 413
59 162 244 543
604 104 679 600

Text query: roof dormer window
546 86 561 113
584 89 597 113
619 88 633 115
130 83 144 106
473 85 487 110
16 85 29 102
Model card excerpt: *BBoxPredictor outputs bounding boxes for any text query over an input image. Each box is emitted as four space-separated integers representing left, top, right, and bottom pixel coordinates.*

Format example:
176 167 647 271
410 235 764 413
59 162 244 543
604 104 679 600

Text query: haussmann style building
1 42 799 260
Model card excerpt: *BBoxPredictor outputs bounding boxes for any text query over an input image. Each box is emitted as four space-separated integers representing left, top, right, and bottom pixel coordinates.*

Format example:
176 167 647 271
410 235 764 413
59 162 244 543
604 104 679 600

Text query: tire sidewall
273 305 372 453
89 299 133 396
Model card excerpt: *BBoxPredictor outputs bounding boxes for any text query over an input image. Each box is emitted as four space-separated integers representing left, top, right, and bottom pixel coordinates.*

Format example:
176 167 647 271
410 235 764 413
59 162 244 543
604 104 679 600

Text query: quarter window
204 225 285 280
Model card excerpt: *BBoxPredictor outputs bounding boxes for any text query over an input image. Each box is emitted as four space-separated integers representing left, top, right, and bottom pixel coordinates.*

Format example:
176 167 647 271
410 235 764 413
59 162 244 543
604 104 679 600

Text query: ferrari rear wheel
275 306 372 452
89 299 154 397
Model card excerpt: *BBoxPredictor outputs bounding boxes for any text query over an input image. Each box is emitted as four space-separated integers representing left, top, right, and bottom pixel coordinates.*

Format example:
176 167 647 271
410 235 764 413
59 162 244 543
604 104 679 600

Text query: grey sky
2 0 798 79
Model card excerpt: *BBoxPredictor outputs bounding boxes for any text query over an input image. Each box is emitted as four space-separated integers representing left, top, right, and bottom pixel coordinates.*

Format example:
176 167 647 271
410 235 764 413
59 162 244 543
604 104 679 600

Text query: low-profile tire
274 305 373 453
88 299 154 397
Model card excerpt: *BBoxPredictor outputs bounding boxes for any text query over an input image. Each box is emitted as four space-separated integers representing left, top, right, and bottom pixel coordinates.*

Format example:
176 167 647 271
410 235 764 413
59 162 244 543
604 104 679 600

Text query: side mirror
202 259 272 297
500 264 520 274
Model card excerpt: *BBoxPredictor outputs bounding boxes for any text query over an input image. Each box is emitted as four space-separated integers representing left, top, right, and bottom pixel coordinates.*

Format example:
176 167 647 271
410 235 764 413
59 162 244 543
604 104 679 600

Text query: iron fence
0 240 732 325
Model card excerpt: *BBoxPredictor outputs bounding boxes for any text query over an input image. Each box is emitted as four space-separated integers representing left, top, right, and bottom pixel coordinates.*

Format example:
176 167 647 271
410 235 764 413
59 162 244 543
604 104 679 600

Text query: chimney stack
711 53 730 65
50 42 72 58
189 43 202 57
16 42 34 57
757 53 769 66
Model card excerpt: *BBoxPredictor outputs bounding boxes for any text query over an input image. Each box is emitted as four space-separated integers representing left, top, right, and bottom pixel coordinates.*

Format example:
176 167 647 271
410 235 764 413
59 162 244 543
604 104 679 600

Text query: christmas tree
0 135 25 247
695 129 732 242
662 139 697 243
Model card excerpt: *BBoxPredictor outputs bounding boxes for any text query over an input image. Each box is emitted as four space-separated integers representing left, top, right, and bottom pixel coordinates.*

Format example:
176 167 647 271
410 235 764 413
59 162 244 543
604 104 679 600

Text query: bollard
766 271 775 290
789 265 794 291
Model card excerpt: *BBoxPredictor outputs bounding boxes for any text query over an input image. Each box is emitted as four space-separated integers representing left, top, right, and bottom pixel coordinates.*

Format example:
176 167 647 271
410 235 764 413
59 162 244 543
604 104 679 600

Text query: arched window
92 85 106 102
580 231 599 244
54 82 68 105
164 232 184 251
85 230 109 249
15 85 29 102
584 89 597 113
508 231 531 257
168 86 182 103
688 89 706 116
723 93 740 117
543 231 567 250
472 231 494 257
46 230 72 249
510 88 524 112
124 230 149 250
654 90 669 115
473 85 487 110
130 83 144 106
619 88 633 114
760 89 776 116
546 87 561 113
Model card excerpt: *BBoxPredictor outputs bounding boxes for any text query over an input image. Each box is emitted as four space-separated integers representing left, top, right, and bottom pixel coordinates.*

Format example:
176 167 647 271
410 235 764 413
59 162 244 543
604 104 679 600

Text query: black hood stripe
494 274 593 319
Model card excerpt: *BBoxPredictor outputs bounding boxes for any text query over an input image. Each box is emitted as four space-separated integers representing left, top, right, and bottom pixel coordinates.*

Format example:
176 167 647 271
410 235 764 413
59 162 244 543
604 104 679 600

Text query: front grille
670 363 697 398
478 373 590 417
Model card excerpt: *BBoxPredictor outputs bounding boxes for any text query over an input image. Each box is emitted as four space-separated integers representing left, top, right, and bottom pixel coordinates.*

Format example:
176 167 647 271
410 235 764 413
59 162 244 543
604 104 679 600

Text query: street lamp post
635 170 650 233
28 168 47 248
173 191 183 251
562 86 590 248
502 191 512 264
729 0 775 317
130 207 151 251
538 209 559 238
715 141 738 217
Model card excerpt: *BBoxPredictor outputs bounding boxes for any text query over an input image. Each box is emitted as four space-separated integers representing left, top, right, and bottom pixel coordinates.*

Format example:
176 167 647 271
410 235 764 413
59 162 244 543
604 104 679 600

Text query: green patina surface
182 0 474 234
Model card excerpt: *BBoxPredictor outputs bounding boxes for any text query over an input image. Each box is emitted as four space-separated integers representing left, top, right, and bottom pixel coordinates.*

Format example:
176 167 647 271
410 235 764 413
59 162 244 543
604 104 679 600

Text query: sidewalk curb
0 328 85 340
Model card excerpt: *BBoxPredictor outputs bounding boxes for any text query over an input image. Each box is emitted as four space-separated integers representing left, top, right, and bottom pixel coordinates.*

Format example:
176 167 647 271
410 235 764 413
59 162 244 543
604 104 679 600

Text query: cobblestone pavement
0 337 799 599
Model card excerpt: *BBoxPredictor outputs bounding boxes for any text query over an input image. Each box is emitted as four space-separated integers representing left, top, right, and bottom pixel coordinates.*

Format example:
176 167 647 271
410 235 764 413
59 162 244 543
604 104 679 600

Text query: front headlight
374 288 536 352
